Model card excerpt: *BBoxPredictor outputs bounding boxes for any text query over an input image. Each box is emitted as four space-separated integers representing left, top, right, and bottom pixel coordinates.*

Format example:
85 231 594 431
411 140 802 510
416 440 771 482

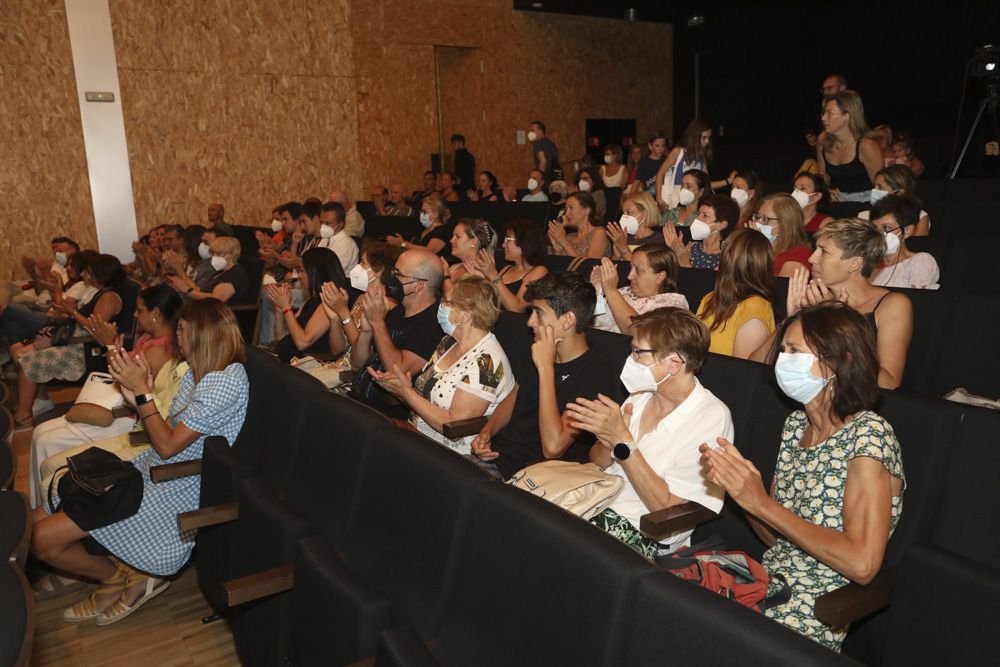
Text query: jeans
258 287 305 345
0 302 50 343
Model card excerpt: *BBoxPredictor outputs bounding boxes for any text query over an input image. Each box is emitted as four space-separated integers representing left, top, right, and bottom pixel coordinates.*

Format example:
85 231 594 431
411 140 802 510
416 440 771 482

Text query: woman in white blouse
368 275 515 455
592 245 689 335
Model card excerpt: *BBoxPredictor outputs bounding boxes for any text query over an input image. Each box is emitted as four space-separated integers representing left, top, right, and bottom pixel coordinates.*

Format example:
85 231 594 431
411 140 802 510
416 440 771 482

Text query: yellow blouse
697 294 775 357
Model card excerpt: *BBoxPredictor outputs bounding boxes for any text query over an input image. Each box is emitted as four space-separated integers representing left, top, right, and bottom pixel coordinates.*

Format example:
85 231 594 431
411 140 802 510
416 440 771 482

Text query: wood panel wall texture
1 0 671 277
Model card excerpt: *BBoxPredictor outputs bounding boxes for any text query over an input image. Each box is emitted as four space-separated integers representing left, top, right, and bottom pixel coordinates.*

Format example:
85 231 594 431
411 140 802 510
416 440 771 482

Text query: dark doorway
585 118 637 165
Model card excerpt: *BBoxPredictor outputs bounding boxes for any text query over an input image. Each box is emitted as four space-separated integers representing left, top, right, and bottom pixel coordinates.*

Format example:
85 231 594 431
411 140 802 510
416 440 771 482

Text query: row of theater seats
162 322 999 665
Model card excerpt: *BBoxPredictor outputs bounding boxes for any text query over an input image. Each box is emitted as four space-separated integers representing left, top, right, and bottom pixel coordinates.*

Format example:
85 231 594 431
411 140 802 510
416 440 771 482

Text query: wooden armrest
639 501 716 541
129 429 151 446
815 567 895 627
177 502 238 532
442 416 488 440
228 303 258 311
149 459 203 482
223 564 294 607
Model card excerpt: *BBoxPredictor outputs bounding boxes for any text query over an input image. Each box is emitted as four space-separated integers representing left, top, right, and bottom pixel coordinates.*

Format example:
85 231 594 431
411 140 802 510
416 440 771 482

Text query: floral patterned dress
762 410 905 651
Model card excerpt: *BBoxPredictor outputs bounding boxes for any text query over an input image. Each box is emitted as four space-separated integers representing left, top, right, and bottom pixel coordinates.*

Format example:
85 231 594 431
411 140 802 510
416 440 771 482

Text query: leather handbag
47 446 143 531
507 460 624 520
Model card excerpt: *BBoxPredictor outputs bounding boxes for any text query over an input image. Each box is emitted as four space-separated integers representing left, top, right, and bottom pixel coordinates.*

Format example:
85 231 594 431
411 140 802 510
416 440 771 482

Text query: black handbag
32 318 75 346
47 447 143 531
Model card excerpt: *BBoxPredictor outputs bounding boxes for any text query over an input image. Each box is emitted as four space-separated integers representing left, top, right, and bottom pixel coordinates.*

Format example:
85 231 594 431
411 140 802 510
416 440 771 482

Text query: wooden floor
11 386 241 666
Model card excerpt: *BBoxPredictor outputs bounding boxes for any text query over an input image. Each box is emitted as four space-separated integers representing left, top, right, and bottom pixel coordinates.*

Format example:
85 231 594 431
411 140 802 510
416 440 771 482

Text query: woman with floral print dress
701 302 904 651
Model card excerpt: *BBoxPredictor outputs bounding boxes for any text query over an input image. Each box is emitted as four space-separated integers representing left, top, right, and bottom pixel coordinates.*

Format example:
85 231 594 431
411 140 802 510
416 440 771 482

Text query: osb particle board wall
0 1 98 281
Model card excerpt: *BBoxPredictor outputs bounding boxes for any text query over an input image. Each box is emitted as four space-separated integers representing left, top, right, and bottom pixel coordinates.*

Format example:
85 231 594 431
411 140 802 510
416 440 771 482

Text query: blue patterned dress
87 363 248 575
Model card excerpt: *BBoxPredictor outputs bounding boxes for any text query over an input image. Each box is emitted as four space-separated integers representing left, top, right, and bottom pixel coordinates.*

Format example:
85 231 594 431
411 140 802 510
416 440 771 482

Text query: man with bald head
207 202 233 235
386 183 414 217
328 189 365 238
349 247 443 418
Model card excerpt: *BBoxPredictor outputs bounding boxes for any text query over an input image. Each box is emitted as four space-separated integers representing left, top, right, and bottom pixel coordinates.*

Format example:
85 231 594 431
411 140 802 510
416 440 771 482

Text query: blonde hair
814 217 887 278
449 275 501 330
623 191 659 230
822 90 871 147
209 236 241 262
422 196 451 225
177 299 245 381
761 193 807 255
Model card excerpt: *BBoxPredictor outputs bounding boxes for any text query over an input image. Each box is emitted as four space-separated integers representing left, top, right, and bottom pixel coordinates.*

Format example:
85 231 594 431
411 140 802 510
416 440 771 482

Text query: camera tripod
950 82 1000 179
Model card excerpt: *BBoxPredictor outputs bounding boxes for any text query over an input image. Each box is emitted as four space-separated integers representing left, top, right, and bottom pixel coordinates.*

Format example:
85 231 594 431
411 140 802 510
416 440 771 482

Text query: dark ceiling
510 0 796 25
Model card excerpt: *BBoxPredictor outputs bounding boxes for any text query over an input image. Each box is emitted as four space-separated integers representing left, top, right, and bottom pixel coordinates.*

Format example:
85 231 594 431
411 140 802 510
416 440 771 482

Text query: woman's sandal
62 562 129 623
95 567 170 626
33 572 89 602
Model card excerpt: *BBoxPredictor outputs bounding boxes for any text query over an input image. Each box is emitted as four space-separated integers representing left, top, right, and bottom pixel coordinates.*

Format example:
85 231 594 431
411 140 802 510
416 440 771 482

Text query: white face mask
54 251 68 266
593 293 608 316
870 188 890 205
527 177 539 191
419 212 432 228
320 223 335 239
271 219 283 232
754 223 777 243
678 188 696 206
350 264 372 292
577 179 592 193
527 130 538 142
619 214 640 235
690 218 712 241
884 229 901 256
604 154 614 165
775 352 832 404
731 187 750 208
620 355 673 394
198 242 211 260
210 255 228 272
790 189 812 209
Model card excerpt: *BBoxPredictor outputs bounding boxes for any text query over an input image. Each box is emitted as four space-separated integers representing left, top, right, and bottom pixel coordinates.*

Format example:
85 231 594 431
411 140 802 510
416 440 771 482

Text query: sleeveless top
499 265 527 297
824 140 871 194
601 164 626 188
670 148 707 186
865 291 892 332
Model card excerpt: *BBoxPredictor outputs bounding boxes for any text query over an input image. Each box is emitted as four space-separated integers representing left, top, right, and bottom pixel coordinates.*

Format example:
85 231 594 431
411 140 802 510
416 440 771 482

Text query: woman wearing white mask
591 246 688 334
566 307 732 557
702 303 904 651
729 171 764 230
663 194 740 271
463 219 548 313
521 170 549 202
599 144 627 188
750 193 811 277
321 241 403 353
386 197 451 256
572 166 606 222
857 165 930 236
792 172 833 233
443 219 496 298
663 169 708 227
169 237 251 304
607 192 664 261
869 193 939 289
369 276 514 456
548 192 610 259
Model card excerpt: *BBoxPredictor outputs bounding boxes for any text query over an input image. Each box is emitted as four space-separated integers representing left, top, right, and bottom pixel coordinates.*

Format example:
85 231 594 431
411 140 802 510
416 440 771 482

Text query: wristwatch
341 315 352 326
612 441 634 461
135 393 154 406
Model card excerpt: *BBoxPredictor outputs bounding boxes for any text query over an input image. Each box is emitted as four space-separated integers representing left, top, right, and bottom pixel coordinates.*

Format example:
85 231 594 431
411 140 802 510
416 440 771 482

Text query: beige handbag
507 461 624 520
65 372 129 427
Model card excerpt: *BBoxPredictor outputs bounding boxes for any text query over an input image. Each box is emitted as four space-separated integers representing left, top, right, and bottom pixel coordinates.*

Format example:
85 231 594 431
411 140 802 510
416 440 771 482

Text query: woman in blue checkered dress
31 299 249 626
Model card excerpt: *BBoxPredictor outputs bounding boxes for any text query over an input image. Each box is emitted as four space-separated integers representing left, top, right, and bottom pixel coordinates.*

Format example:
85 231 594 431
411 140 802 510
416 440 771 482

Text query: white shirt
606 378 733 548
871 252 940 289
65 281 98 304
316 230 359 273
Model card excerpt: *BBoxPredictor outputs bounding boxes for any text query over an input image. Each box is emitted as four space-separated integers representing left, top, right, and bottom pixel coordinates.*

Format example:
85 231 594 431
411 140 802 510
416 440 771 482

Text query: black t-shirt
410 225 451 256
454 148 476 192
493 346 616 480
531 137 562 184
636 156 666 194
275 296 329 363
351 300 442 414
207 265 253 304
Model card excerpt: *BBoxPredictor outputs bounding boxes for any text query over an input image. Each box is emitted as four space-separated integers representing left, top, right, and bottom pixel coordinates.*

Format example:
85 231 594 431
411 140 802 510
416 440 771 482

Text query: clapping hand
264 283 294 312
700 438 768 514
662 223 692 260
108 343 153 395
367 363 412 398
386 233 405 247
605 221 628 254
598 258 619 295
361 281 389 323
465 249 498 281
86 313 118 347
547 219 569 249
565 396 633 447
320 281 351 322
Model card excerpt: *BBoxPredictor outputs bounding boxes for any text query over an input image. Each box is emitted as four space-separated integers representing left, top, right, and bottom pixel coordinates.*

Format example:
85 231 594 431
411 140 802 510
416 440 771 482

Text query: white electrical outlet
516 130 526 145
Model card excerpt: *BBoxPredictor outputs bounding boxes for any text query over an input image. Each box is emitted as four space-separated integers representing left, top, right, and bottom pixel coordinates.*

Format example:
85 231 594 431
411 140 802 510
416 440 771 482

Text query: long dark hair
140 284 183 323
700 229 773 332
678 119 713 166
302 247 347 299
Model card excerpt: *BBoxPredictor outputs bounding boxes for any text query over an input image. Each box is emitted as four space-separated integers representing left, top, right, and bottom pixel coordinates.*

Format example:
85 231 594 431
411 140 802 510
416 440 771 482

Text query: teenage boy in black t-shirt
471 272 616 479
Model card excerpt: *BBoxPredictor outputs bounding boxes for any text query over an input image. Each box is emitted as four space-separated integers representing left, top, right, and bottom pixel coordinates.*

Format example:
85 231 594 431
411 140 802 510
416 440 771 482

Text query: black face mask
382 272 406 302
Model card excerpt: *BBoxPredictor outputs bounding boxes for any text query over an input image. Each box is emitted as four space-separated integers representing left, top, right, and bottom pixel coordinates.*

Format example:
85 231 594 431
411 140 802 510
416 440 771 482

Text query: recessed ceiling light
531 2 543 8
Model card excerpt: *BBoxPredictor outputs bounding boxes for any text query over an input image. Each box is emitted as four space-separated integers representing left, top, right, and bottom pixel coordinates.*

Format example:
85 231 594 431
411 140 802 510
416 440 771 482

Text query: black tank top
824 140 871 194
865 292 891 332
499 266 527 297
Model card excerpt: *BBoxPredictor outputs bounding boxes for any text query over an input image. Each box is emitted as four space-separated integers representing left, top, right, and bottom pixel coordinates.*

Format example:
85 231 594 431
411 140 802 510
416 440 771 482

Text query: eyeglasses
820 110 842 119
392 268 427 283
751 212 779 224
503 236 516 243
630 346 655 358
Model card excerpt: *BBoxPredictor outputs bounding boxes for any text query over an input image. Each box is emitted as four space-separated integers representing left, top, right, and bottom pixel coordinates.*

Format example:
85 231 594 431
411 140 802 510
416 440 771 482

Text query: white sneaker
32 398 54 416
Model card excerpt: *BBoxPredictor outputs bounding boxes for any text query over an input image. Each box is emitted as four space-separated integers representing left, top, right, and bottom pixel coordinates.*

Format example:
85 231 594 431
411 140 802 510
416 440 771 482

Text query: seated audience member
321 240 403 355
599 144 627 188
663 194 740 271
439 173 461 202
268 247 349 363
159 225 184 254
176 225 213 287
372 185 389 216
753 218 912 389
207 202 233 235
349 248 444 418
592 246 688 334
11 254 129 426
547 192 610 259
702 303 904 650
751 193 812 277
870 193 940 289
860 164 930 236
467 171 502 202
1 249 94 346
387 197 451 255
463 219 548 313
0 236 77 310
386 183 415 217
170 236 252 304
574 166 607 221
318 201 360 272
410 171 438 209
871 124 893 157
729 170 764 229
792 172 833 233
568 307 732 556
608 192 666 261
626 143 642 188
470 272 616 480
31 299 248 625
444 218 497 296
697 229 775 358
522 170 549 202
327 190 365 238
29 285 183 508
371 276 515 454
886 134 925 177
663 169 709 227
